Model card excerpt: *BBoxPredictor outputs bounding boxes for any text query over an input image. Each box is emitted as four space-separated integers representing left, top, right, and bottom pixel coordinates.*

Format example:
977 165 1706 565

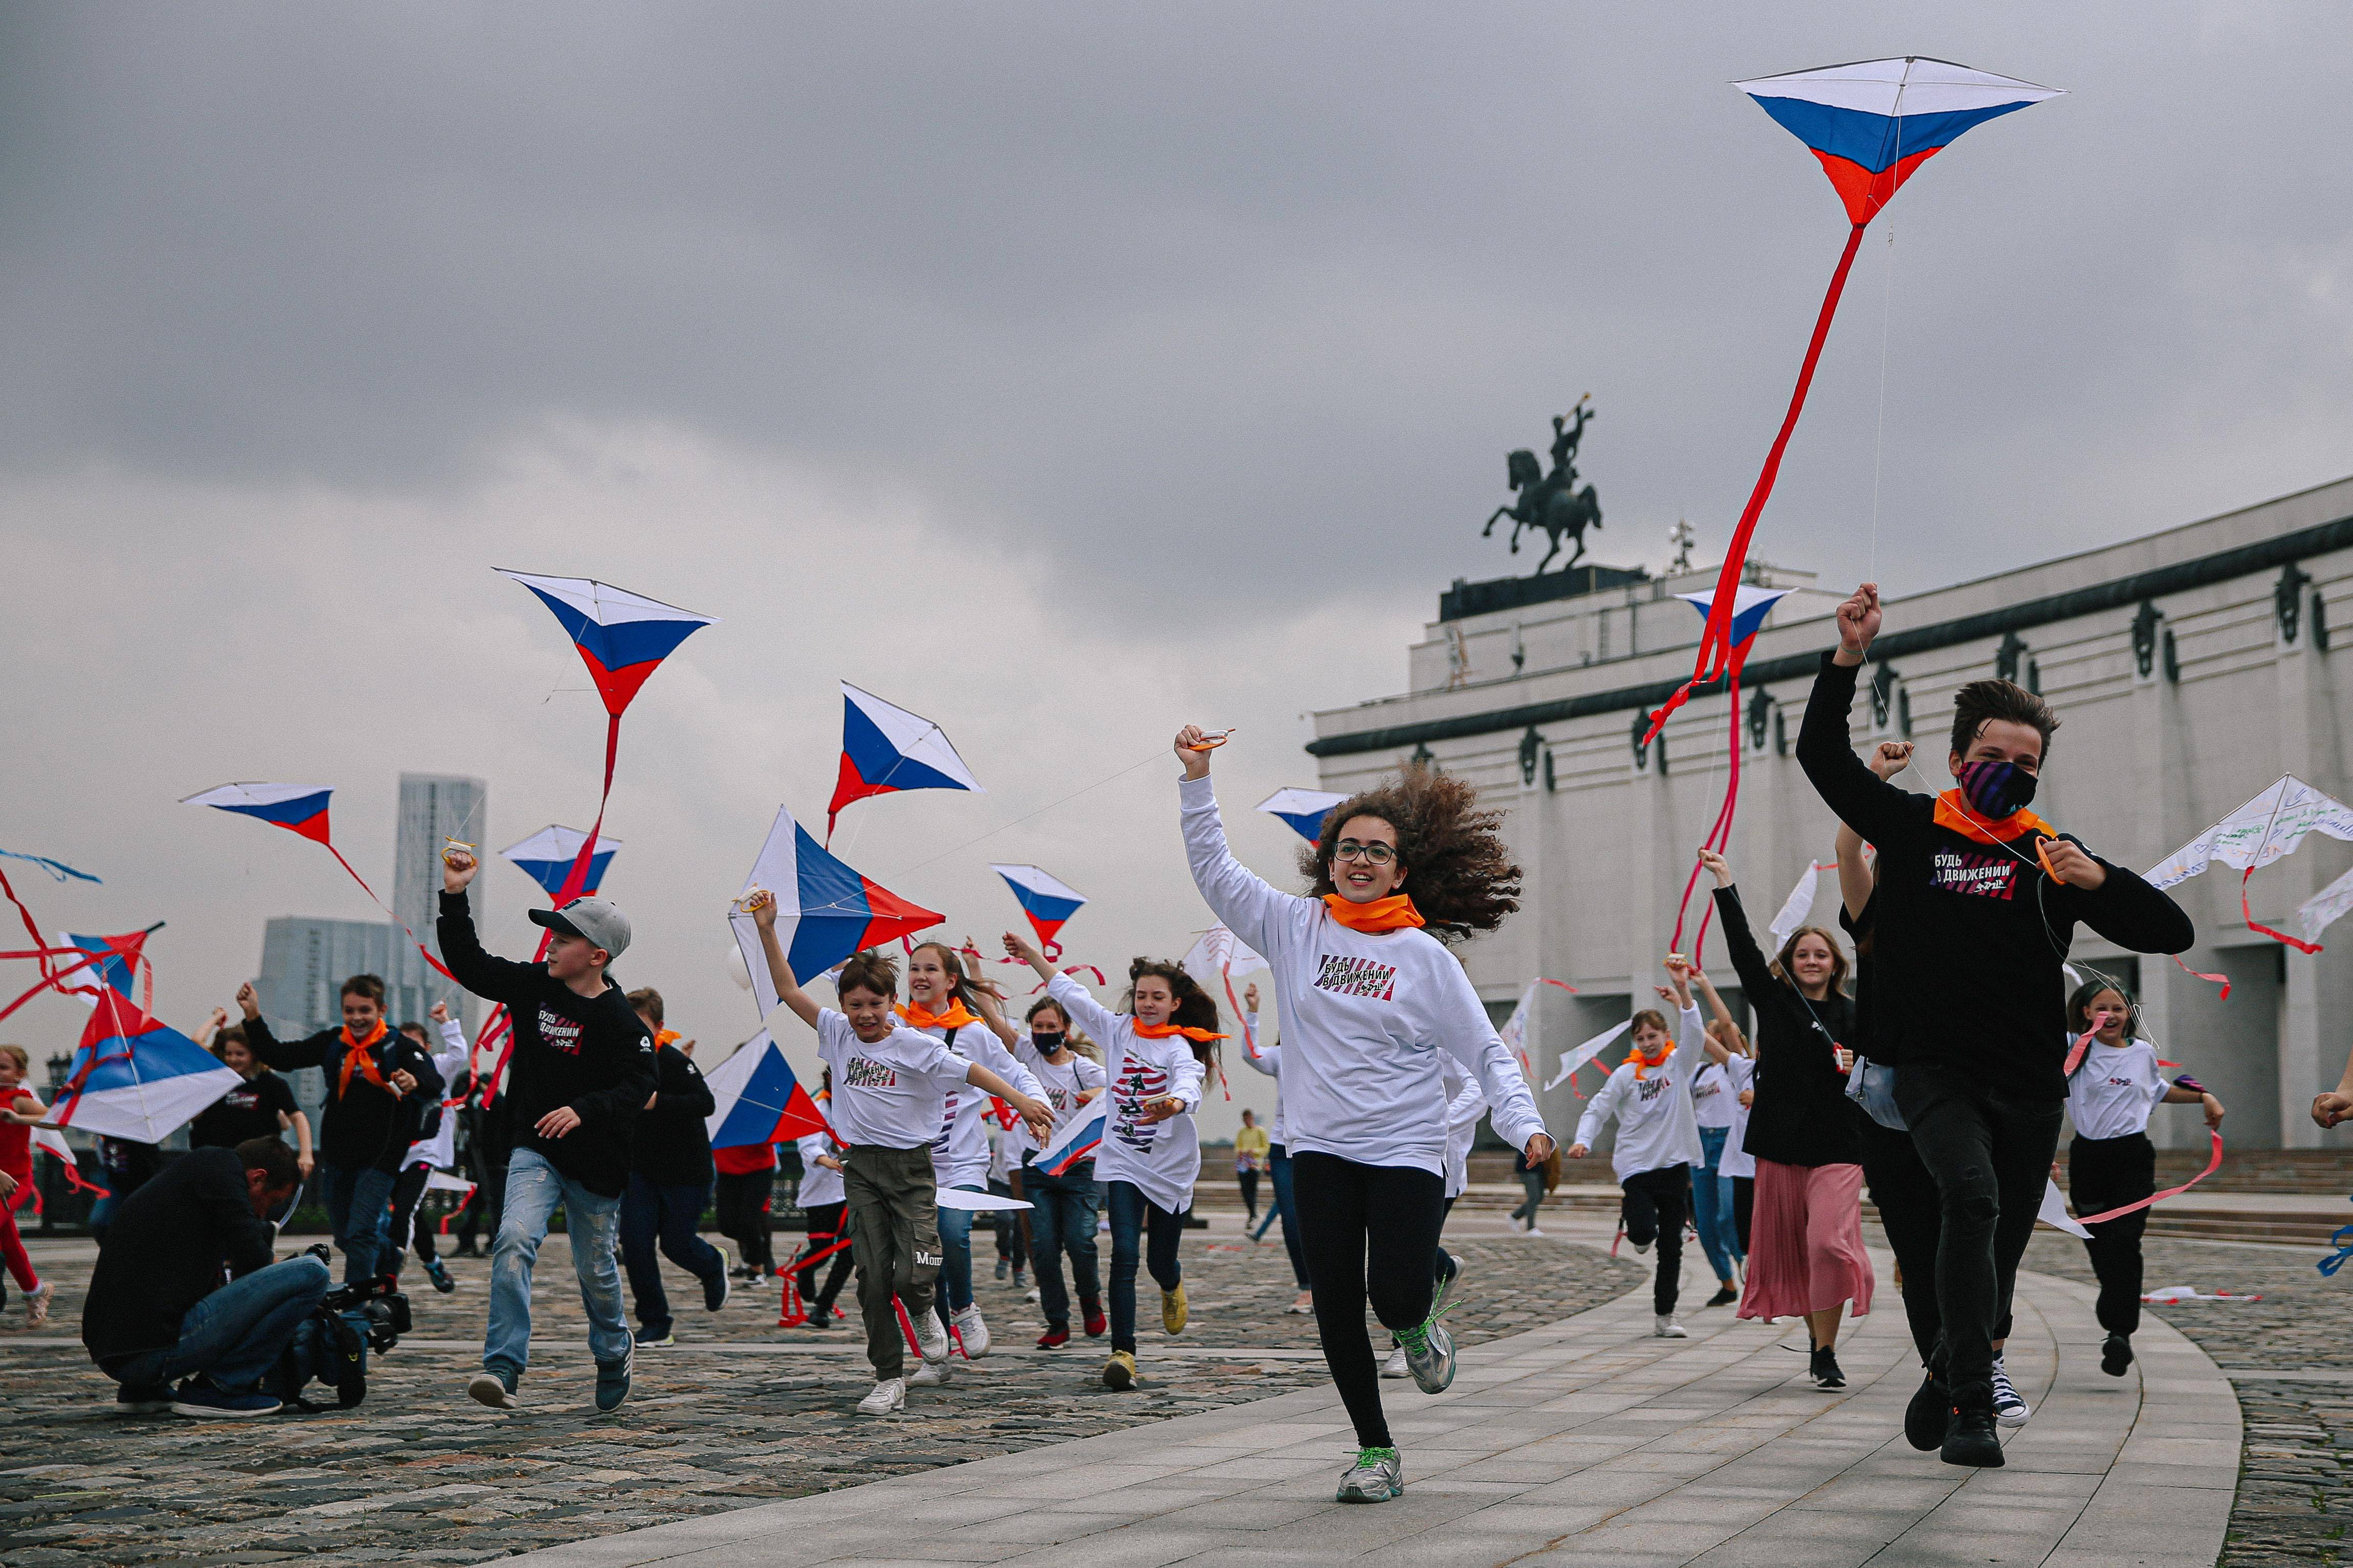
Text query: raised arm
1698 852 1777 1003
1041 967 1122 1046
436 852 541 1004
747 891 826 1032
1797 585 1919 847
234 985 329 1072
1690 965 1738 1044
1174 725 1311 960
1836 740 1911 918
1237 1013 1281 1077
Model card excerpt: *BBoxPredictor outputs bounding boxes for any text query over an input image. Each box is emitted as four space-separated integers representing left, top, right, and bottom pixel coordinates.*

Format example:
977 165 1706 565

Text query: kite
497 570 715 900
728 805 943 1019
827 682 985 841
1256 788 1349 845
703 1030 831 1149
1645 58 2061 746
502 825 622 899
52 929 155 1009
2298 865 2353 947
1180 924 1268 1050
1543 1018 1631 1095
992 863 1087 960
1497 977 1580 1085
2146 775 2353 953
1032 1099 1107 1177
935 1188 1032 1213
50 989 240 1144
1767 861 1840 947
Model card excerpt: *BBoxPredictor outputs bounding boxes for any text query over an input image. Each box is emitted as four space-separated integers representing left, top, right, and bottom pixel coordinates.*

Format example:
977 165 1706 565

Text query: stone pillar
2131 624 2186 1148
2275 620 2322 1147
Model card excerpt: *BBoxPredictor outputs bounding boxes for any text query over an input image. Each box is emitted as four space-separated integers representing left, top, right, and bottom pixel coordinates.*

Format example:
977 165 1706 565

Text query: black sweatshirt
1713 884 1863 1168
1798 653 2195 1100
82 1147 277 1375
631 1043 716 1188
245 1018 442 1174
437 891 656 1198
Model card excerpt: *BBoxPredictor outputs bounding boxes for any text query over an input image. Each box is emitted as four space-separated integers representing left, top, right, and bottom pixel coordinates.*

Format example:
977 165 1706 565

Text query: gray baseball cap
530 896 631 961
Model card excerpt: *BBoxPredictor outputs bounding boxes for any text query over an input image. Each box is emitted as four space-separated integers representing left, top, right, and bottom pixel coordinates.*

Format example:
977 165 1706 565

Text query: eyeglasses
1332 840 1396 866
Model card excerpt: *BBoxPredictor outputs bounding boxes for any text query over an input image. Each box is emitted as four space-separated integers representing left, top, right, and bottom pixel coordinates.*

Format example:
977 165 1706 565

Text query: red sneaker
1082 1303 1107 1338
1037 1325 1071 1348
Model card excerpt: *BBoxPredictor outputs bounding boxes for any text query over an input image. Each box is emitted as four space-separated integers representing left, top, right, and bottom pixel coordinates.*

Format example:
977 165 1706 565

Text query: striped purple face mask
1954 759 2037 819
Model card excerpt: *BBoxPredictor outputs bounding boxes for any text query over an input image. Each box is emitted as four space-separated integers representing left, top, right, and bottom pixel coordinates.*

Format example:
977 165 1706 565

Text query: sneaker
1380 1344 1410 1379
1523 1225 1547 1238
915 1304 951 1365
1162 1282 1188 1335
1633 1237 1654 1256
2101 1332 2134 1377
1432 1256 1466 1316
705 1246 732 1312
639 1331 676 1348
1037 1324 1071 1349
857 1377 906 1415
1024 1286 1042 1303
908 1359 953 1388
1654 1315 1688 1338
1287 1291 1315 1315
1102 1350 1139 1390
1335 1446 1404 1503
1941 1392 2005 1468
594 1349 633 1414
1808 1346 1847 1390
423 1257 456 1295
25 1280 53 1327
953 1303 990 1358
1082 1301 1107 1337
1989 1359 2030 1425
1705 1286 1739 1309
995 1258 1010 1281
171 1379 281 1418
116 1382 174 1414
1904 1373 1948 1452
468 1369 519 1409
1398 1308 1458 1395
1011 1269 1026 1290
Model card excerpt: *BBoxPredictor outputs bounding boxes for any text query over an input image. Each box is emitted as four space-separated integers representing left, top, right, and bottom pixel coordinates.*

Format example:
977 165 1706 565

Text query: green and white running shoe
1397 1293 1460 1395
1336 1445 1404 1503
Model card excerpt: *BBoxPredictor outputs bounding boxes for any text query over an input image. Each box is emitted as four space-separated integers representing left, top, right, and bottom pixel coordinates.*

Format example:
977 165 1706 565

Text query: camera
319 1272 413 1354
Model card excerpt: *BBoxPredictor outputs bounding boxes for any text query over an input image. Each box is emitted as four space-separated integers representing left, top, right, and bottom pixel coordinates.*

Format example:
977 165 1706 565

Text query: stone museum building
1309 477 2353 1150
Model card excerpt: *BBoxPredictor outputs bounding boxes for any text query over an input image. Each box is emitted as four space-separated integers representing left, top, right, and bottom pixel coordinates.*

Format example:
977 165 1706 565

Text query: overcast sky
6 4 2349 1137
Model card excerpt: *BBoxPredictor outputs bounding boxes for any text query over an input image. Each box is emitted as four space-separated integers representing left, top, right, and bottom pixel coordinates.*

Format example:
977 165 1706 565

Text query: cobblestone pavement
2023 1230 2353 1568
0 1223 1639 1565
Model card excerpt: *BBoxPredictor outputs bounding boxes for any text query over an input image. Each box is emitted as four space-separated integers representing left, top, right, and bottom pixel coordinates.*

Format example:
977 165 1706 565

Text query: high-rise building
396 772 487 1033
253 915 447 1135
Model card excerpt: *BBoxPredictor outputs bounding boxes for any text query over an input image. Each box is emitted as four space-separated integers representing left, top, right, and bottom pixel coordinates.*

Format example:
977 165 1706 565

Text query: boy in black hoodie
239 973 442 1285
437 848 657 1415
1799 582 2193 1467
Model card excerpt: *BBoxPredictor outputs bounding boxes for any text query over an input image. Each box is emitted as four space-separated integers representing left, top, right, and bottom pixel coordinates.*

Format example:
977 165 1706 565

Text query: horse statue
1481 398 1602 573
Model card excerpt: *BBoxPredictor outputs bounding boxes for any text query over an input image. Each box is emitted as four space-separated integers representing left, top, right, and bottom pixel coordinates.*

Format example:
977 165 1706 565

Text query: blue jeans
1022 1158 1101 1328
1250 1143 1310 1291
108 1255 331 1394
319 1163 397 1285
1104 1179 1183 1354
619 1174 725 1339
485 1149 630 1377
1693 1127 1742 1283
933 1181 984 1316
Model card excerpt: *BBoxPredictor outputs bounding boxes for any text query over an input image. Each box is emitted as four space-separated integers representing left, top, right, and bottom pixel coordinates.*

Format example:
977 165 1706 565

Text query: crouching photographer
81 1136 323 1417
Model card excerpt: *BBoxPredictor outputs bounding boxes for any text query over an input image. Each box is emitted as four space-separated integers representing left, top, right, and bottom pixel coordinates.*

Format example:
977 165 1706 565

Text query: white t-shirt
1573 1004 1707 1182
1046 972 1204 1214
795 1131 844 1209
405 1018 472 1171
1691 1061 1736 1131
2067 1038 2171 1142
1442 1060 1486 1201
1237 1013 1286 1145
901 1014 1046 1190
1717 1055 1758 1180
1015 1041 1107 1156
814 1010 970 1150
1181 777 1546 1176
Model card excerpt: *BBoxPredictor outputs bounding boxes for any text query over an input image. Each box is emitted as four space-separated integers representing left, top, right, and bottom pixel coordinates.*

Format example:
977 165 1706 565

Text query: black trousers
1732 1175 1754 1254
1620 1164 1689 1317
1859 1116 1942 1367
1237 1168 1260 1223
714 1169 775 1274
1895 1066 2063 1403
1290 1151 1447 1449
2070 1132 2154 1337
380 1162 443 1278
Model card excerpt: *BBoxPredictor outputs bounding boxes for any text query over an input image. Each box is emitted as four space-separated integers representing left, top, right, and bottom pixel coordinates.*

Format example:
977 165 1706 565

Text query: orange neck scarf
655 1028 680 1049
1629 1039 1674 1081
1321 893 1425 934
337 1020 392 1099
1134 1020 1228 1043
1932 791 2056 848
898 1000 978 1032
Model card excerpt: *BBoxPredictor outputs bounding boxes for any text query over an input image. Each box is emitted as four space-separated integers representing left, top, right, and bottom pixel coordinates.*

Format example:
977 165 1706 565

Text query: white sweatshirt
1442 1060 1486 1201
2067 1038 2171 1142
1691 1061 1736 1131
814 1011 970 1149
1717 1055 1758 1180
1047 971 1204 1214
1237 1012 1285 1145
1013 1041 1107 1156
795 1131 844 1209
1181 777 1545 1175
906 1014 1047 1191
1573 1004 1707 1182
404 1018 473 1171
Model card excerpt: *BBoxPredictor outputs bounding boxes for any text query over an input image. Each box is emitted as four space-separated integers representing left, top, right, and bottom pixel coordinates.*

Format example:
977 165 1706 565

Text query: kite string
883 747 1172 882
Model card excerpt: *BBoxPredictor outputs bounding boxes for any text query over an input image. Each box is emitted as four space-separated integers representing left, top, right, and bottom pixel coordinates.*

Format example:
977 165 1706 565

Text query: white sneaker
908 1360 953 1388
1524 1225 1547 1238
1287 1291 1315 1315
953 1303 990 1359
857 1378 906 1415
1380 1344 1410 1379
1654 1315 1687 1338
1633 1238 1653 1256
915 1306 951 1364
1024 1286 1041 1303
1989 1358 2031 1426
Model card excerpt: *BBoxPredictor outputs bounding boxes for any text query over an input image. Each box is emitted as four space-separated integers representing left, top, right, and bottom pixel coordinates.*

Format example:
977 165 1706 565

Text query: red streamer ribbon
2073 1128 2225 1225
2170 952 2232 1001
2242 866 2322 955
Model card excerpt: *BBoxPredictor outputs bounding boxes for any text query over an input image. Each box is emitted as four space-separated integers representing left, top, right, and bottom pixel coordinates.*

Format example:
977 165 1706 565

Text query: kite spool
736 887 774 915
2035 836 2069 885
1182 729 1235 753
441 838 476 870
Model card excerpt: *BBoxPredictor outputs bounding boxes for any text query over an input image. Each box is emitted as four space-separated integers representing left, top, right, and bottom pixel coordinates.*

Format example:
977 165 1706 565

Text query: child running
1012 995 1107 1348
0 1047 52 1326
1004 932 1212 1392
1174 725 1550 1506
2064 978 2224 1377
751 894 1050 1415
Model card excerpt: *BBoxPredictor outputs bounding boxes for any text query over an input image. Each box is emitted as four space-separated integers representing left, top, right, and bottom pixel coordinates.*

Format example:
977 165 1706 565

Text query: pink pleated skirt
1737 1157 1873 1321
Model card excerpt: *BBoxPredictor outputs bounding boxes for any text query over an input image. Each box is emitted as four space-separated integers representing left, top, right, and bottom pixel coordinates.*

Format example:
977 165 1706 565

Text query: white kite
1182 924 1268 1048
1543 1019 1632 1094
2146 775 2353 951
1767 860 1837 947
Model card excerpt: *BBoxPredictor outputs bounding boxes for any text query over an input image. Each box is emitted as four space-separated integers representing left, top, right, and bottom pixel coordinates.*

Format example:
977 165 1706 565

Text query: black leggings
2071 1132 2154 1337
1621 1164 1688 1317
1291 1151 1447 1449
1732 1175 1754 1254
382 1162 439 1278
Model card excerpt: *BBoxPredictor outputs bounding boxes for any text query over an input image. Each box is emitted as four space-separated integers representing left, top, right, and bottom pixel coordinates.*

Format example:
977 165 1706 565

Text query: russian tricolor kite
502 825 621 899
1645 58 2059 746
729 805 943 1018
1256 788 1349 845
704 1030 831 1149
991 863 1086 958
51 990 240 1144
1032 1100 1106 1177
827 683 984 840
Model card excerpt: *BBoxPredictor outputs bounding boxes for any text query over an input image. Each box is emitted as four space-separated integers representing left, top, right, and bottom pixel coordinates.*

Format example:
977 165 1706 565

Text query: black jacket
1798 653 2195 1099
631 1043 717 1187
246 1017 442 1174
1714 884 1864 1168
82 1147 276 1374
437 891 656 1198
